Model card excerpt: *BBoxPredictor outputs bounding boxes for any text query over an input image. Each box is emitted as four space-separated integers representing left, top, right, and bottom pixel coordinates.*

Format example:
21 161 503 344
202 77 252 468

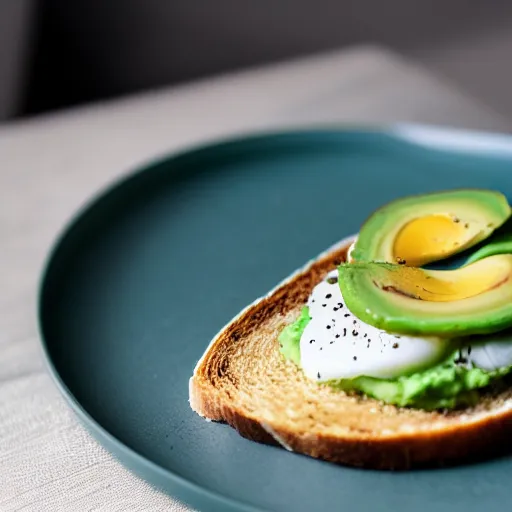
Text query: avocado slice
351 189 511 267
465 233 512 266
338 254 512 336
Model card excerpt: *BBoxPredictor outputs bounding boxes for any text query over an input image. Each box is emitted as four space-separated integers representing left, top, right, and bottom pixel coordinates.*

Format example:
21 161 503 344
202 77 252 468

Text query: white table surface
1 45 510 512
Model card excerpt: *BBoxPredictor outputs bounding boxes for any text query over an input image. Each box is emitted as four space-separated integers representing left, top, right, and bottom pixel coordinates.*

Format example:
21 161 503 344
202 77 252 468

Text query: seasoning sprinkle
310 339 315 344
343 328 347 336
327 277 338 284
333 307 338 312
326 325 331 330
326 293 332 299
344 313 350 317
353 356 357 361
364 333 367 338
352 330 358 336
392 342 399 349
322 304 327 307
336 334 340 338
317 372 321 379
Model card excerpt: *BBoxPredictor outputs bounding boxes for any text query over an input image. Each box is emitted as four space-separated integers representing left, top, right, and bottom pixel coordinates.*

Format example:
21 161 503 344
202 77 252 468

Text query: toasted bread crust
189 237 512 470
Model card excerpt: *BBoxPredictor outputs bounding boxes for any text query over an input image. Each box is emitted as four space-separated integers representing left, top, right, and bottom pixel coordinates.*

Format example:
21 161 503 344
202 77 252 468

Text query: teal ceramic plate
39 127 512 512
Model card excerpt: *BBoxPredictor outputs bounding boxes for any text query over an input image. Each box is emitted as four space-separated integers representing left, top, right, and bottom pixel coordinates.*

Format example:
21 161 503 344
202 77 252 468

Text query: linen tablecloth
1 45 509 512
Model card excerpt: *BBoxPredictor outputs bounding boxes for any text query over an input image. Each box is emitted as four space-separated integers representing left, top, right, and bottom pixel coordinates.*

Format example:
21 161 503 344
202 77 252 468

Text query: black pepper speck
343 328 347 336
393 342 399 349
353 356 357 361
317 372 321 379
344 313 350 318
352 330 358 336
326 325 331 330
310 339 315 344
454 354 468 365
326 293 332 299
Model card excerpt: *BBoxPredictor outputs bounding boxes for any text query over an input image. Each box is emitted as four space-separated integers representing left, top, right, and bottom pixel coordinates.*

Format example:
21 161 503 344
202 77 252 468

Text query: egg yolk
393 214 473 267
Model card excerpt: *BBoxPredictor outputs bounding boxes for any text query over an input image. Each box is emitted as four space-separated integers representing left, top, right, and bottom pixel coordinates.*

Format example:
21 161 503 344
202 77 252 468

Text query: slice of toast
189 236 512 469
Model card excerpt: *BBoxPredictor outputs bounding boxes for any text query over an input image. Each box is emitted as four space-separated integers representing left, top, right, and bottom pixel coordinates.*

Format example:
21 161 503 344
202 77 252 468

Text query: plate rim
37 124 512 512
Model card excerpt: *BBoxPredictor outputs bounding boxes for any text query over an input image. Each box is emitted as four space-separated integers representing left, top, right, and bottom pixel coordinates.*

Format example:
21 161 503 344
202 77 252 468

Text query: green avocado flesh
465 233 512 266
279 307 311 366
338 255 512 337
278 307 512 410
351 189 510 266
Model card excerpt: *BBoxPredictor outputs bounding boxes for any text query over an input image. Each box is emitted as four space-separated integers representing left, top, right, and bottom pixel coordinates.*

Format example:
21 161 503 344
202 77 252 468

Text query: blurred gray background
2 0 512 121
